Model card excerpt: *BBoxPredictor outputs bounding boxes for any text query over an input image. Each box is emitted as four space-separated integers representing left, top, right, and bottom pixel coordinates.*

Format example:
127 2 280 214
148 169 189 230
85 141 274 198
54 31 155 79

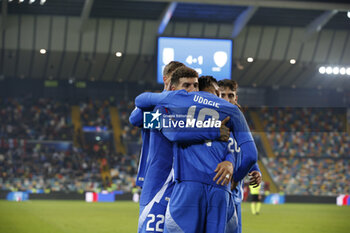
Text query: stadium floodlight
247 57 254 63
19 0 24 3
347 11 350 19
290 59 296 64
29 0 35 4
346 67 350 75
319 65 350 76
115 52 122 57
325 66 332 74
332 67 339 75
40 49 46 54
40 0 46 5
339 67 346 75
318 66 326 74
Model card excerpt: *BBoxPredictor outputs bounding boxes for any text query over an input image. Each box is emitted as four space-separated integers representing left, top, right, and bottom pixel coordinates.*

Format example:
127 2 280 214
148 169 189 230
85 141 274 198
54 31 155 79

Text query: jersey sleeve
129 107 143 127
249 162 260 174
224 152 235 165
135 91 170 109
233 141 258 182
227 107 257 182
157 105 221 143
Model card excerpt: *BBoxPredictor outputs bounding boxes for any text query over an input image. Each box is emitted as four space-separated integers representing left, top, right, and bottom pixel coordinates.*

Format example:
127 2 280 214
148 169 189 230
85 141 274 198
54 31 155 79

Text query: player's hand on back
213 161 233 186
249 171 262 188
218 116 230 142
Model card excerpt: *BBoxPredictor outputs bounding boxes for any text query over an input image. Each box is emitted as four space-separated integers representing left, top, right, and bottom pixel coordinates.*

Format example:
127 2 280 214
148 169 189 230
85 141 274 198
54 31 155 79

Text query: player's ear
163 76 167 83
171 85 175 91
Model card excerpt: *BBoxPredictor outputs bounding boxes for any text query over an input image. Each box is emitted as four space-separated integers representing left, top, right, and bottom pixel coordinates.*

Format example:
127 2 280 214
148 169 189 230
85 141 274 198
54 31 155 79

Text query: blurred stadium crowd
262 108 350 195
0 97 138 193
1 98 73 140
0 97 349 196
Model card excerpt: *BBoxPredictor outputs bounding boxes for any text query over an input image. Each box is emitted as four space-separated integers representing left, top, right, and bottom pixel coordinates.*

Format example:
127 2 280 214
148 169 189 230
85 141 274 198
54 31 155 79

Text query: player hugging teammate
130 62 261 233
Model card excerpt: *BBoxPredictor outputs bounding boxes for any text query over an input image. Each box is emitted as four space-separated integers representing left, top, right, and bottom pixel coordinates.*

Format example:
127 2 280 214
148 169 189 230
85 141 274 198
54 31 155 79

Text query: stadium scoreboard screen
157 37 232 83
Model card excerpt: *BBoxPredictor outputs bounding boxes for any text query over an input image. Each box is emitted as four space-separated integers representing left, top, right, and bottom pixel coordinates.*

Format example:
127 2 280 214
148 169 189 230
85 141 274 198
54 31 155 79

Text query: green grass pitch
0 200 349 233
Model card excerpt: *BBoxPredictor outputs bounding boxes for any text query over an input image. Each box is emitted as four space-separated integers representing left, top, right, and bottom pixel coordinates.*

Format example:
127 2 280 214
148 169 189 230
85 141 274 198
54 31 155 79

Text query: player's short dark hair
163 61 185 78
198 76 218 91
218 79 238 92
170 66 198 87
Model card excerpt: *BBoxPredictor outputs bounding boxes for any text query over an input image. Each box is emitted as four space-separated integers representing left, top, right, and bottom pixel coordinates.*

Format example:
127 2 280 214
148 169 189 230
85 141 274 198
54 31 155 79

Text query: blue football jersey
228 134 244 203
129 107 149 187
136 129 150 187
135 90 255 192
139 106 174 206
132 104 223 205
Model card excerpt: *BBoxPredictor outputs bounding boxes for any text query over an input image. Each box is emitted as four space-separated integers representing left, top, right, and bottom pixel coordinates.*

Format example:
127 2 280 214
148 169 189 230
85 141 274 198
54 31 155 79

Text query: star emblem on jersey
143 110 162 129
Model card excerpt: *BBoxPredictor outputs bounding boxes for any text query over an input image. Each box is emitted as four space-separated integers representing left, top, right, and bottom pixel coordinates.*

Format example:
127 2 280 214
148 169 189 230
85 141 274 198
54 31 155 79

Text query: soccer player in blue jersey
129 61 185 188
219 79 262 233
129 61 184 233
135 74 258 233
130 65 232 233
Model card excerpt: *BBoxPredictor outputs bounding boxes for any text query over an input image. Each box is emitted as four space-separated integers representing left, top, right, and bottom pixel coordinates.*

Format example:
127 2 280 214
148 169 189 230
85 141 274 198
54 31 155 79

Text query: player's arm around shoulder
135 89 188 109
129 107 143 127
135 91 169 109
